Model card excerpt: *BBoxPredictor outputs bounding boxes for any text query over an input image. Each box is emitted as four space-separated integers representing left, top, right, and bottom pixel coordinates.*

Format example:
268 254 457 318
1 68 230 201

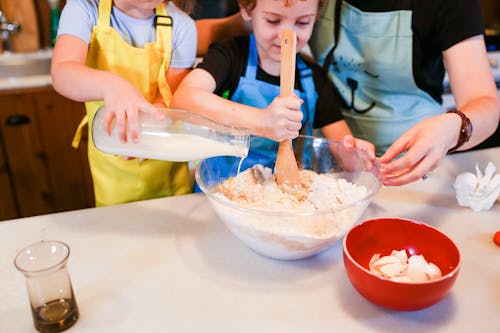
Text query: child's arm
171 68 304 141
51 34 157 144
320 121 376 172
167 68 192 94
321 121 375 159
152 68 192 108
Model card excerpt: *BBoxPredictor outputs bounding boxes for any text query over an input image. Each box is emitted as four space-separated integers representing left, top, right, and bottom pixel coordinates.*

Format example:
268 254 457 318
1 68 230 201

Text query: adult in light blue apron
231 34 318 170
311 0 443 156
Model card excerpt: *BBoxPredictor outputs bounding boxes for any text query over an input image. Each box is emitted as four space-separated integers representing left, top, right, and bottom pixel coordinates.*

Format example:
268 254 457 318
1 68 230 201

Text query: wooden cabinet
0 139 17 219
0 87 94 220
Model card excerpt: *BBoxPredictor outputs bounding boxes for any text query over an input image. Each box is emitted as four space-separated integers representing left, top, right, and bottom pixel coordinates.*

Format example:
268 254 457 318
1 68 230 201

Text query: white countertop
0 147 499 332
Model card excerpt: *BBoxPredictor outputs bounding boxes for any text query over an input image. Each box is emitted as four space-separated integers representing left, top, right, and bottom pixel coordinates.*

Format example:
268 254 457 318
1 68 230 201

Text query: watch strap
446 109 472 153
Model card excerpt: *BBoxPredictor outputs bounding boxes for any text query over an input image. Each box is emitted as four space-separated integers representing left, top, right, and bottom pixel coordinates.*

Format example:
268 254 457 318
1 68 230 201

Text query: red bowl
343 217 461 311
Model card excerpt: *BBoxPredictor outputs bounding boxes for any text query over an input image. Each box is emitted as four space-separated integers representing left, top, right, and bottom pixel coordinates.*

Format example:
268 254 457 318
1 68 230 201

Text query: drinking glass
14 240 79 333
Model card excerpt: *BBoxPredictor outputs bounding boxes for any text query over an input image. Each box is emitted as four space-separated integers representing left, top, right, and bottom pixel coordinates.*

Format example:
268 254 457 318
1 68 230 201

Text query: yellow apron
73 0 191 206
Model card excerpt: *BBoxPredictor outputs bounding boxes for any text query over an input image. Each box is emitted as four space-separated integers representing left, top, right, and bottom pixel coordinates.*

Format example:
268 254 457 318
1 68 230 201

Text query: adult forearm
444 35 500 151
455 95 500 151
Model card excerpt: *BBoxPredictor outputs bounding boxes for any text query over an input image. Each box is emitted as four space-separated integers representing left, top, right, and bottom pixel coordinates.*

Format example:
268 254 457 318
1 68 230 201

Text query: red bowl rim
343 217 461 285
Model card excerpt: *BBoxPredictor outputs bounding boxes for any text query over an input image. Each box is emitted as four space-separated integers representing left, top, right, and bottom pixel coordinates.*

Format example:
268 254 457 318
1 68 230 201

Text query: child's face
241 0 319 64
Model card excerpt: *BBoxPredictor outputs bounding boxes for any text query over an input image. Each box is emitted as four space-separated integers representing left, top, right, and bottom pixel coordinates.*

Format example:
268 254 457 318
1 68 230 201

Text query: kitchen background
8 0 494 50
0 0 498 221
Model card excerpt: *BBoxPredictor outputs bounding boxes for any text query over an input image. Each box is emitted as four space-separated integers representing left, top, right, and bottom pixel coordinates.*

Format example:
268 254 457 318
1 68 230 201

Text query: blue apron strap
245 34 258 79
297 56 317 135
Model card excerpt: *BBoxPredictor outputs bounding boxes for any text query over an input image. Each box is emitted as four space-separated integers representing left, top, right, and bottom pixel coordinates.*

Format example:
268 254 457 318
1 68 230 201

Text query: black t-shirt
196 36 345 129
328 0 485 102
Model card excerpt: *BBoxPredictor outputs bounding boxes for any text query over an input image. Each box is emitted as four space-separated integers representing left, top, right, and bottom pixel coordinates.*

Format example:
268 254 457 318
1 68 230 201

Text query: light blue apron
230 33 318 170
194 34 318 192
310 0 442 155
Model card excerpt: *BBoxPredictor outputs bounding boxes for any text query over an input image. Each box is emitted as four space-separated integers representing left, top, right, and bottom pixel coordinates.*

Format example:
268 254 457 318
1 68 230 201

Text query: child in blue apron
173 0 373 188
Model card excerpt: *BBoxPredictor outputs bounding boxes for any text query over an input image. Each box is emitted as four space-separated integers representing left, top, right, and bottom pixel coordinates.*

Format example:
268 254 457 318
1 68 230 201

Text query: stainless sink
0 50 52 79
0 50 53 90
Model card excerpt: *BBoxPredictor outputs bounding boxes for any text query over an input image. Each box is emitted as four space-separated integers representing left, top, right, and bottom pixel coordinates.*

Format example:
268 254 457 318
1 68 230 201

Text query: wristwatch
446 109 473 153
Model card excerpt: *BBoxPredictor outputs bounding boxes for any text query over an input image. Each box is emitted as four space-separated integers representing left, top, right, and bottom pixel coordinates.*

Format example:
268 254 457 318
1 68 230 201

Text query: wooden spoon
274 29 300 187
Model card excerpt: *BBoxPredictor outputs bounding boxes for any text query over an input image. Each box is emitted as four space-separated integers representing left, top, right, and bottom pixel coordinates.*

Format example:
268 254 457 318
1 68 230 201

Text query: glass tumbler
14 240 79 333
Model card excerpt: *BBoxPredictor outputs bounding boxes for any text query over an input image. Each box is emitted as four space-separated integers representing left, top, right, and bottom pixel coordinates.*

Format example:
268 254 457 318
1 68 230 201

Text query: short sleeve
434 0 484 51
57 0 97 44
168 3 197 69
196 37 248 96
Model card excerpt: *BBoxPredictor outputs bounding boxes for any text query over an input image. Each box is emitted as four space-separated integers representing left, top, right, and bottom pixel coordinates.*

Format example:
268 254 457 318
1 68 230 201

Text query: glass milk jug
92 107 250 161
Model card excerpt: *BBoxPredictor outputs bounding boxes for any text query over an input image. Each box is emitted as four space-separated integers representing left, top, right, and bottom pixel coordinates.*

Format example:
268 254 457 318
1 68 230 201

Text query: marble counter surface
0 147 499 332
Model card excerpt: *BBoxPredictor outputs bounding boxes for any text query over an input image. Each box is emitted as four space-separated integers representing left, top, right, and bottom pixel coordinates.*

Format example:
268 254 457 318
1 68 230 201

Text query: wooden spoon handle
275 29 300 186
280 30 296 97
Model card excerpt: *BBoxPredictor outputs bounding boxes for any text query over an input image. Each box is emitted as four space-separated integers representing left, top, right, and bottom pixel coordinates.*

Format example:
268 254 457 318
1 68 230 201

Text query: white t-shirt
57 0 197 69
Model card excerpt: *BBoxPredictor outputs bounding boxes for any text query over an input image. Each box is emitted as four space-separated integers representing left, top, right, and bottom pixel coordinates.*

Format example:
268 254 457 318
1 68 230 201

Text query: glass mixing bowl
196 136 382 260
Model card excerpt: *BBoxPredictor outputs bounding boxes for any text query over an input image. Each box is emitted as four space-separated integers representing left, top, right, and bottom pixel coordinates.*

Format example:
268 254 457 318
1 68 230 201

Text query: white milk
92 107 250 161
94 132 249 161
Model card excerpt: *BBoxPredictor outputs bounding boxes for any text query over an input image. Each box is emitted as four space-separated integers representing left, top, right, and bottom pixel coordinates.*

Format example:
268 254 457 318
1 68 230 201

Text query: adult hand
259 95 303 141
378 113 459 186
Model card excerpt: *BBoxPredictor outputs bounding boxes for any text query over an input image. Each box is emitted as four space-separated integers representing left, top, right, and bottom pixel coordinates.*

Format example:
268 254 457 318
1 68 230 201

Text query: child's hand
102 80 159 144
341 135 376 160
335 135 377 172
259 95 303 141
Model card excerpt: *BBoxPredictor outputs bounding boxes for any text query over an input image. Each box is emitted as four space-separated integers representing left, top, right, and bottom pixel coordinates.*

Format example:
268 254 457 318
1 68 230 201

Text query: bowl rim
195 135 381 216
343 217 462 285
196 168 381 217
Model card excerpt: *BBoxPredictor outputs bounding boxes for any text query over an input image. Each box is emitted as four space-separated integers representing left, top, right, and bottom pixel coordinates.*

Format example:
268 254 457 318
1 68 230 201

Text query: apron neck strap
245 34 258 79
97 0 112 27
155 3 174 105
154 3 172 53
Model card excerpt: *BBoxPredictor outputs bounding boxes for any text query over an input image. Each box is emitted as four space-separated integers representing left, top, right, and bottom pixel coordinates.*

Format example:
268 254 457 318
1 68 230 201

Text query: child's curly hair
239 0 327 13
168 0 196 14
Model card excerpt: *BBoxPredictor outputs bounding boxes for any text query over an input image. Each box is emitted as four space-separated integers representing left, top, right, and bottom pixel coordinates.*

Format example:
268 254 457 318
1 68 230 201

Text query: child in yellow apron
52 0 196 206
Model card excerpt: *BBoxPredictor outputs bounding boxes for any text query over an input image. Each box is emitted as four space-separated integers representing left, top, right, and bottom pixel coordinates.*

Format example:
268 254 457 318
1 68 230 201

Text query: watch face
464 118 473 140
